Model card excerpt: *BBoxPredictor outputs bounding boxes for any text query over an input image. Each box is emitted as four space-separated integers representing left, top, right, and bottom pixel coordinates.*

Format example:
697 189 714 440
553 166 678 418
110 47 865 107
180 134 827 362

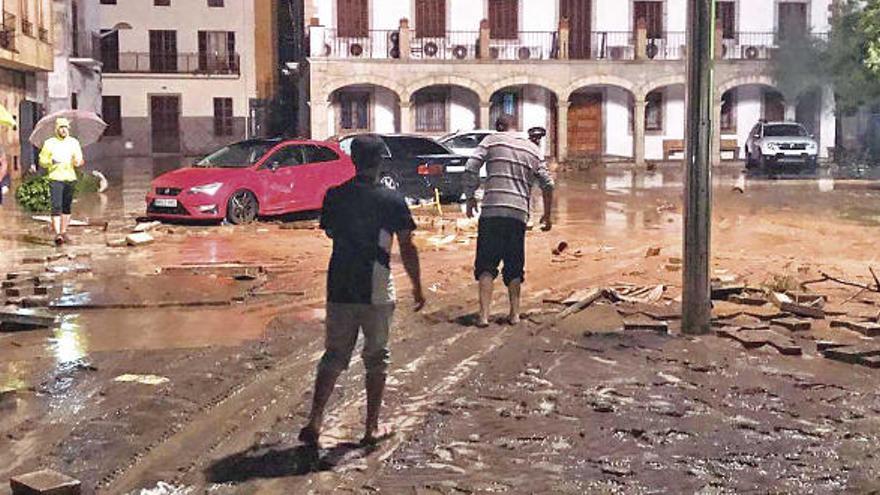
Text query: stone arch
488 76 562 102
563 75 638 101
641 75 686 97
405 76 487 103
320 76 406 103
718 74 777 95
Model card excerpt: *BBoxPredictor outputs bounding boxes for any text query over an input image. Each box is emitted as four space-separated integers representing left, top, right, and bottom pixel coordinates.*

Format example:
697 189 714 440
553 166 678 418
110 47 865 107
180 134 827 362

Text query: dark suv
337 134 468 202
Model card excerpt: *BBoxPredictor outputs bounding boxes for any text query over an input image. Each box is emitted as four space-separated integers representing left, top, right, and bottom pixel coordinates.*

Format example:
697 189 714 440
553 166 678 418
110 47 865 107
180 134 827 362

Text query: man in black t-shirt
299 134 425 447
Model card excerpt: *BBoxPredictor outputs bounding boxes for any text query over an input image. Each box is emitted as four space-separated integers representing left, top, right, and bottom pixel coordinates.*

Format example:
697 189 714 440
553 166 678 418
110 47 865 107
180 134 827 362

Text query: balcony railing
104 52 241 75
316 28 829 63
0 12 15 52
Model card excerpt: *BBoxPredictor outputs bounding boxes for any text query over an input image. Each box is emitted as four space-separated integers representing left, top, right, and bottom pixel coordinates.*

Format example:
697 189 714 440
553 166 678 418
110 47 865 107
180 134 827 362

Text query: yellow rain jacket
39 136 83 182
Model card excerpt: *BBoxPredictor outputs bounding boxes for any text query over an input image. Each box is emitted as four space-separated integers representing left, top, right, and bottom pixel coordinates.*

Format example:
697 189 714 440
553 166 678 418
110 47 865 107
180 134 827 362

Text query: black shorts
50 180 75 215
474 216 526 286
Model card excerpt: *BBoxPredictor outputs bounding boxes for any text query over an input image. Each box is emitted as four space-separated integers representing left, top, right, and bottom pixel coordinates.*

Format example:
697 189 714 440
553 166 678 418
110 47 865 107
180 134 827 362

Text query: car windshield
764 125 808 137
195 141 276 168
384 136 451 157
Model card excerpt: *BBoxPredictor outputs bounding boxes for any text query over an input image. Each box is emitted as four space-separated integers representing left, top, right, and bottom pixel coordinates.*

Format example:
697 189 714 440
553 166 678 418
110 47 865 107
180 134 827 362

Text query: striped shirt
463 132 554 223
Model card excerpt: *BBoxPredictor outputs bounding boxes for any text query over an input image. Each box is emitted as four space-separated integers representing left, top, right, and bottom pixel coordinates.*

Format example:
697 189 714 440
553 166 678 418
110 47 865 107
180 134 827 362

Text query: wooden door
763 90 785 122
489 0 518 39
337 0 368 37
568 93 602 156
716 1 735 39
560 0 592 59
633 1 663 39
415 0 446 38
778 2 807 41
151 96 181 154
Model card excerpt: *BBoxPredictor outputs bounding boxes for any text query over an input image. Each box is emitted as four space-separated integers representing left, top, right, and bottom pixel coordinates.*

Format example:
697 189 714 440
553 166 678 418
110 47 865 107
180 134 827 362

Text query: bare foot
476 319 490 328
508 314 521 326
361 425 396 446
298 424 320 447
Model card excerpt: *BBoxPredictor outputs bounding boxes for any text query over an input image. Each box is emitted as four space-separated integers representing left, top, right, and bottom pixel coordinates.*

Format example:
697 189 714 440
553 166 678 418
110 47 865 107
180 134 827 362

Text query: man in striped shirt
464 115 555 327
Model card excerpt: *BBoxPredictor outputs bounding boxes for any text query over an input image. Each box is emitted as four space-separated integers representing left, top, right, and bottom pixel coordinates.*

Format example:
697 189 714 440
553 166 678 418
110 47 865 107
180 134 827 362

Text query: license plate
154 198 178 208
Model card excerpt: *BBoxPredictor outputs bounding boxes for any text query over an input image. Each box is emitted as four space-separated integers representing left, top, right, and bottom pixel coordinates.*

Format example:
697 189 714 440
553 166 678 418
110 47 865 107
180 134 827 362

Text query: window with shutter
645 90 663 131
716 2 735 39
213 98 234 136
415 90 448 132
416 0 446 38
633 1 663 39
489 0 518 40
337 0 368 38
339 92 370 131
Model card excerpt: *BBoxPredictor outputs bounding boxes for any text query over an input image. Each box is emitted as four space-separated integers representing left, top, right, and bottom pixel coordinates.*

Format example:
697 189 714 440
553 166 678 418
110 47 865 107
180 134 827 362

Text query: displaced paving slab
716 328 802 355
822 346 880 366
830 319 880 337
0 306 57 329
623 319 669 334
772 317 812 332
10 468 80 495
779 302 825 319
557 304 623 337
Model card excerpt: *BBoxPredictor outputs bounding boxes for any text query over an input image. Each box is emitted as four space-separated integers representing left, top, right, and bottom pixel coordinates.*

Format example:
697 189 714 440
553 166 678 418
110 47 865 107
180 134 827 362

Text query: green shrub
15 170 101 212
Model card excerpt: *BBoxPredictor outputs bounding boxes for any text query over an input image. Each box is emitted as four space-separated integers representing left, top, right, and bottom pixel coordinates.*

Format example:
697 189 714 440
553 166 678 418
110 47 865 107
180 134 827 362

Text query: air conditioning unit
387 31 400 58
743 45 760 60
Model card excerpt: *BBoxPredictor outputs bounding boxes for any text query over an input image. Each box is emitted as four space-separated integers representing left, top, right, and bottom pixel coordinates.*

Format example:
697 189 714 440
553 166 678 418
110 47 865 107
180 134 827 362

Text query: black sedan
337 134 468 202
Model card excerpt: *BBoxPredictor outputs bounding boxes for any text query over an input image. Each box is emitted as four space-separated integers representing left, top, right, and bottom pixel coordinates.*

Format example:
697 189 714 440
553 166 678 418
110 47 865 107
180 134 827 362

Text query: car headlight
807 142 817 150
189 182 223 196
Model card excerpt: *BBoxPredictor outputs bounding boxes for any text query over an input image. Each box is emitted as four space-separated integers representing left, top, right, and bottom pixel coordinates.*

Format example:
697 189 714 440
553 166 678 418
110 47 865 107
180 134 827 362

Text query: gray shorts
317 303 395 378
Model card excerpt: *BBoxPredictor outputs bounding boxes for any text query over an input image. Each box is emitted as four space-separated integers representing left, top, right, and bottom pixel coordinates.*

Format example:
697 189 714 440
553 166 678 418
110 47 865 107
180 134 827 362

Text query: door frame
148 93 182 155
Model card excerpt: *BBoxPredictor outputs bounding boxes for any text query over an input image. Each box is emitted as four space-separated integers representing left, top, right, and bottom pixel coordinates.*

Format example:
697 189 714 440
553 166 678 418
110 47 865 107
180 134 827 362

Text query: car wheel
226 190 259 225
378 172 401 191
744 149 753 168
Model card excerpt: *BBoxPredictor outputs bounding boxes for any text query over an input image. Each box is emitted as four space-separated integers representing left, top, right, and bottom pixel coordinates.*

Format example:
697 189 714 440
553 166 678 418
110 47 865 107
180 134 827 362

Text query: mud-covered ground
2 160 880 493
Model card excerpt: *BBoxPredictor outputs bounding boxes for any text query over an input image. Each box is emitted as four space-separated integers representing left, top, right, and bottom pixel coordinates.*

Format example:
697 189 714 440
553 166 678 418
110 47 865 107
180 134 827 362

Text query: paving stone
10 468 80 495
20 297 49 308
772 317 811 331
830 319 880 337
729 295 767 306
126 233 155 246
822 346 880 365
817 341 847 352
1 280 18 289
5 288 21 298
33 286 50 296
624 320 669 334
711 284 745 300
859 355 880 368
6 272 32 281
780 302 825 319
717 328 802 355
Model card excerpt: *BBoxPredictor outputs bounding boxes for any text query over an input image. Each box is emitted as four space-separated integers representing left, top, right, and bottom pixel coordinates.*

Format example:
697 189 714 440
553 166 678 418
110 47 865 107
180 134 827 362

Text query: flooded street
3 158 880 493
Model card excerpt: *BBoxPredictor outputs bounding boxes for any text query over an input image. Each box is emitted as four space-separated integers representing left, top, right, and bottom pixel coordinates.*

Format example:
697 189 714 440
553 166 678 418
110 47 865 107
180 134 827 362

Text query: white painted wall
521 0 556 31
604 87 632 157
728 85 763 151
449 0 482 30
99 0 256 119
595 0 629 31
374 86 398 132
372 0 409 30
449 87 478 131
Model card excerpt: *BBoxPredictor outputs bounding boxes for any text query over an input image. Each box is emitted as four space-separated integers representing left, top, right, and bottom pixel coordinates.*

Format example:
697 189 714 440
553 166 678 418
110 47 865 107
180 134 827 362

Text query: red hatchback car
146 139 355 224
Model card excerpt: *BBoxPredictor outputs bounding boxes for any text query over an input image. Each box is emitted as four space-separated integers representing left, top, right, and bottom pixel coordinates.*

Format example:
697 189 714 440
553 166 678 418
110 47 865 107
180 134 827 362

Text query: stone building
46 0 102 157
97 0 278 157
0 0 54 178
303 0 836 163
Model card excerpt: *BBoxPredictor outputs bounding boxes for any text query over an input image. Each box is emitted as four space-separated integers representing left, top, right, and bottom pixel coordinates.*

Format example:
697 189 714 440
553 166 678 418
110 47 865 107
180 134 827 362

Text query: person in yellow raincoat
39 118 83 245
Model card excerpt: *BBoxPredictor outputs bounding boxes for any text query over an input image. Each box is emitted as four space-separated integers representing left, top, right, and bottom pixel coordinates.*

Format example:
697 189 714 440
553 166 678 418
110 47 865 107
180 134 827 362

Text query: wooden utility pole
682 0 715 335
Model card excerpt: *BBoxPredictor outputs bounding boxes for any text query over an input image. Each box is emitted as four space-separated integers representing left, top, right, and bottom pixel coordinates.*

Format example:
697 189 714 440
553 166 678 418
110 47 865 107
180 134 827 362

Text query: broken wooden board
0 306 57 329
779 302 825 320
830 319 880 337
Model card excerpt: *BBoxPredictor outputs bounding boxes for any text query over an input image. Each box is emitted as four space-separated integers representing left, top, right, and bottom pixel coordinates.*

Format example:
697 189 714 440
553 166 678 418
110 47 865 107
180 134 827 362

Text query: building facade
304 0 836 163
97 0 267 157
0 0 54 178
46 0 102 158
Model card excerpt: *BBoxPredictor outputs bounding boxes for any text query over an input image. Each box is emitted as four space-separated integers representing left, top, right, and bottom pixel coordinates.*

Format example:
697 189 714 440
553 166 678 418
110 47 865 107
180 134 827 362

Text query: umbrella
0 103 15 129
29 109 107 147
